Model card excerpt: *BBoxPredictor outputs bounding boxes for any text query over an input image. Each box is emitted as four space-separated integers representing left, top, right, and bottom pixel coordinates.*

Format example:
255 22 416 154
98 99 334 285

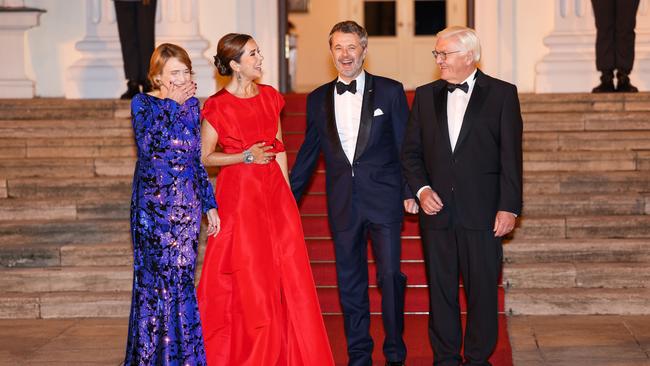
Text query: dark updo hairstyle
213 33 253 76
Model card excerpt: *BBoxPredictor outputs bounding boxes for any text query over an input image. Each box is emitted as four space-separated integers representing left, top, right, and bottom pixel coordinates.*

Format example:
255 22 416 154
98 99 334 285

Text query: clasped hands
409 187 516 237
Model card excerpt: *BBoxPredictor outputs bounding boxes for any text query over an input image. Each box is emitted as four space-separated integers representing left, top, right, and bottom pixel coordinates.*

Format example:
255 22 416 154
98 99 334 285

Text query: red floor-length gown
197 84 334 365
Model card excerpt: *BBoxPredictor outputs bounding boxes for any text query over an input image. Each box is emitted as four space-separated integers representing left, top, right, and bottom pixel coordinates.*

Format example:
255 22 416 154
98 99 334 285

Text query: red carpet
324 315 512 366
283 92 513 366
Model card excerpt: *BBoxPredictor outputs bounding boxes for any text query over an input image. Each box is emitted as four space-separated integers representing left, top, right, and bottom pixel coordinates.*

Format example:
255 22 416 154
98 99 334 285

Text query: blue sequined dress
124 93 217 365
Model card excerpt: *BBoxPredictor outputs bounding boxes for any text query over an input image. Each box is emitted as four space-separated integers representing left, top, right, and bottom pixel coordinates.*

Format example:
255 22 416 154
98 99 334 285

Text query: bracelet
243 149 254 164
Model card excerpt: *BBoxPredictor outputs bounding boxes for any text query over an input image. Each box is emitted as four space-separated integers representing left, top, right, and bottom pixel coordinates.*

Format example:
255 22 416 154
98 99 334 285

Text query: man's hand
404 198 419 214
493 210 516 237
420 188 443 215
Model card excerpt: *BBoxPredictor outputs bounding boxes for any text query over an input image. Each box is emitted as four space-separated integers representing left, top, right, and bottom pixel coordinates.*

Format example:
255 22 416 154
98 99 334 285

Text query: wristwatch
243 149 254 164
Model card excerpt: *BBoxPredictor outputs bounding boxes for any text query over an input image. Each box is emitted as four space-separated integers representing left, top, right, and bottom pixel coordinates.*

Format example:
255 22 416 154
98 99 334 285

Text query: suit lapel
434 84 453 155
353 72 375 162
324 79 349 164
454 69 488 155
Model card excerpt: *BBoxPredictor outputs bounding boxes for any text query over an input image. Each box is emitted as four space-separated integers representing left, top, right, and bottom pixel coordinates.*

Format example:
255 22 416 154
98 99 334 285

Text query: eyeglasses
432 50 462 60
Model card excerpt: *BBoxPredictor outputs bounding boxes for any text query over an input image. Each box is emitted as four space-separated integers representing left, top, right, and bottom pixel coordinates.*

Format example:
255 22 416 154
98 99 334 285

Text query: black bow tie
336 80 357 95
447 82 469 93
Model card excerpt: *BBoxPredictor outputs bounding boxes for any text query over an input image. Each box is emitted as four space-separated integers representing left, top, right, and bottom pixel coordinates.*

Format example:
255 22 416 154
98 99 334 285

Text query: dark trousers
114 0 157 82
591 0 640 74
421 217 502 366
331 211 407 366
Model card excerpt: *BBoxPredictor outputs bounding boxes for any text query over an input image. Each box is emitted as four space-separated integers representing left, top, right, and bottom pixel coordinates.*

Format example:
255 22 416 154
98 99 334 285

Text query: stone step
0 158 96 179
518 92 650 114
522 193 648 216
0 138 136 159
0 119 131 129
5 177 132 199
0 266 133 293
505 288 650 315
524 131 650 151
0 99 129 120
523 171 650 194
0 291 130 319
0 122 131 140
503 238 650 264
0 220 130 246
0 198 132 221
522 111 650 132
566 215 650 239
0 158 136 179
503 262 650 289
523 151 639 172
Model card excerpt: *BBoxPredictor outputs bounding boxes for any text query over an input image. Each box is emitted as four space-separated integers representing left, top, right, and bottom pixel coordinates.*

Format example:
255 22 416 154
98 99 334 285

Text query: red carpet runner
282 92 513 366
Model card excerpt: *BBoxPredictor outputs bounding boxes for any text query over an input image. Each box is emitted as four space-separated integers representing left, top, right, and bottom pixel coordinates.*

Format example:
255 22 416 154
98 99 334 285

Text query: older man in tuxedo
401 26 523 366
290 21 414 366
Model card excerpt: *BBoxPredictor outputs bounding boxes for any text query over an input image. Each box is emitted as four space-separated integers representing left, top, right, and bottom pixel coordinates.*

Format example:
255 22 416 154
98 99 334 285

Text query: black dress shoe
120 80 141 99
385 362 405 366
592 70 615 93
616 71 639 93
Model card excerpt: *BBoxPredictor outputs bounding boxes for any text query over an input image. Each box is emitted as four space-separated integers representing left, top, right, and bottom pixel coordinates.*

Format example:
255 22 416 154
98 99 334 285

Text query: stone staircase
0 93 649 319
503 93 650 315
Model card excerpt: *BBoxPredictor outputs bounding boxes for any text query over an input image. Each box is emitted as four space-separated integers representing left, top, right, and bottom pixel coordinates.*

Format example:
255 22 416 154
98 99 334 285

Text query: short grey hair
328 20 368 49
436 26 481 62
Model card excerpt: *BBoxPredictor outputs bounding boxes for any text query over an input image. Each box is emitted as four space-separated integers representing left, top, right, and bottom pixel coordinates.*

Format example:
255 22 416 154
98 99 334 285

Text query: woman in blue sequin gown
124 43 220 365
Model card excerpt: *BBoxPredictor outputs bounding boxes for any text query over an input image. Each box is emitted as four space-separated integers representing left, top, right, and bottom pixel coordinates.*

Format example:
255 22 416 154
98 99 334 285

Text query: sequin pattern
124 94 216 366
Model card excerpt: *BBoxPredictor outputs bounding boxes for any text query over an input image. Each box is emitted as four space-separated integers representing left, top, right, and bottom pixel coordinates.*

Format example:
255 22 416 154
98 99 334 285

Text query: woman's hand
160 81 196 105
206 208 220 237
249 142 276 164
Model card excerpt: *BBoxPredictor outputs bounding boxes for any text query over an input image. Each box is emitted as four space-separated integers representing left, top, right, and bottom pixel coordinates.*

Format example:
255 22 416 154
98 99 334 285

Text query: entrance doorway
346 0 468 89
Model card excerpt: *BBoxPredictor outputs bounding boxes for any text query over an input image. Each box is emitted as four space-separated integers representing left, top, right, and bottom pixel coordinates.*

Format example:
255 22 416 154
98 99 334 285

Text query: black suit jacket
290 72 412 231
401 69 523 230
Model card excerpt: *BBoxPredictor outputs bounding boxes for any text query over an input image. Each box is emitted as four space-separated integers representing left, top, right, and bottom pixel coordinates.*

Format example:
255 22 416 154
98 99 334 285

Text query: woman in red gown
197 33 334 365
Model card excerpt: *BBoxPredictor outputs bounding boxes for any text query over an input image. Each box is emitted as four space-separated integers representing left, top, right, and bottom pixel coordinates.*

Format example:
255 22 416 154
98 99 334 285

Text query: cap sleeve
201 96 221 134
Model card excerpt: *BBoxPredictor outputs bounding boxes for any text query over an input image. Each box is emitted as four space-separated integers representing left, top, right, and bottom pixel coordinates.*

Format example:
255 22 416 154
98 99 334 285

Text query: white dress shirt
447 69 477 152
334 71 365 164
416 69 477 199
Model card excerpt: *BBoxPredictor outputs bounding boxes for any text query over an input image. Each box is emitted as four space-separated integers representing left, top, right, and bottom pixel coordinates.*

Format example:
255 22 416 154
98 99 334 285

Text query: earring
236 72 242 81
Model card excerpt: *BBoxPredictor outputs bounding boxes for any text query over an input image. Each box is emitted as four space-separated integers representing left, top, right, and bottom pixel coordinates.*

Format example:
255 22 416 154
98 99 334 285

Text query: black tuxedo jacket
290 72 411 231
401 69 523 230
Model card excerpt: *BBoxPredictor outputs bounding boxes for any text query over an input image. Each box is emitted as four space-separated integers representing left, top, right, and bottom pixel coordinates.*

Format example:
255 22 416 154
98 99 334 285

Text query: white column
0 4 44 98
156 0 214 97
474 0 517 84
536 0 650 93
236 0 279 88
65 0 214 99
